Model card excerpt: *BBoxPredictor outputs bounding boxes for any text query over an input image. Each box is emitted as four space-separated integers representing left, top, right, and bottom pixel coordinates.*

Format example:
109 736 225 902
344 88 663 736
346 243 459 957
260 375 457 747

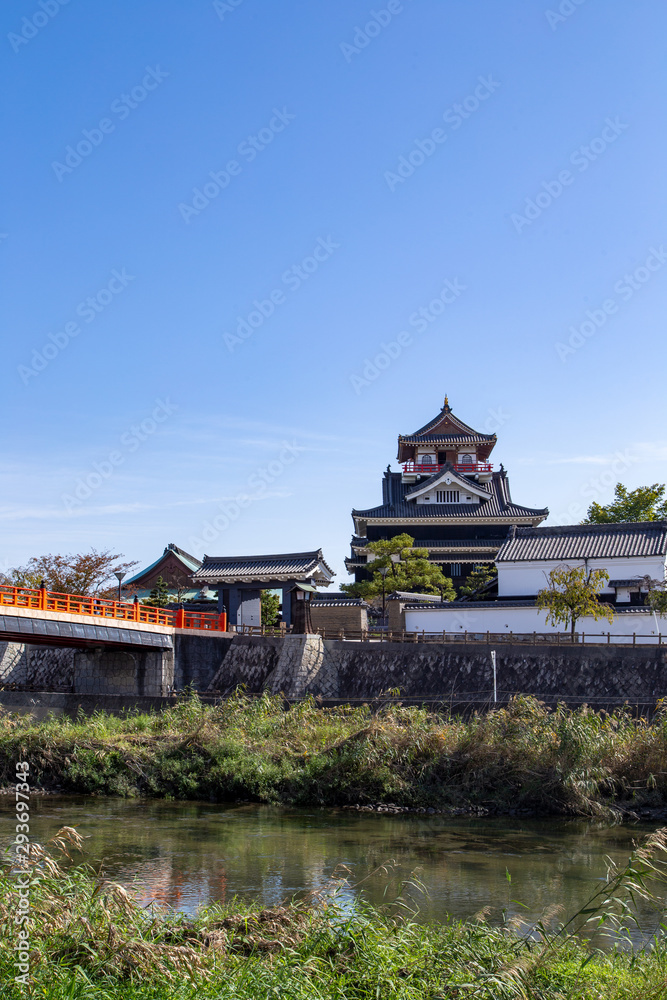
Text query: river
2 795 664 943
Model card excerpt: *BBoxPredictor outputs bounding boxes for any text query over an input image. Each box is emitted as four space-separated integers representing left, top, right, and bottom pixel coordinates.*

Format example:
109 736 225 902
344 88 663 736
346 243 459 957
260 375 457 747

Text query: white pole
490 649 497 703
652 607 661 641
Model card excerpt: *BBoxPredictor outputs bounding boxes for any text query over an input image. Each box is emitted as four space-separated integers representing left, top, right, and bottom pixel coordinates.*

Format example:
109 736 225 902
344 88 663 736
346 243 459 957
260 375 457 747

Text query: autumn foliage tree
1 550 138 597
536 565 614 636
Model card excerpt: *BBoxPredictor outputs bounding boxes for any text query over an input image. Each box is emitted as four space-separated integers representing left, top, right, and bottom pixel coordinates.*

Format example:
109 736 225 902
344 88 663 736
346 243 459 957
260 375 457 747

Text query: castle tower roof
397 397 496 463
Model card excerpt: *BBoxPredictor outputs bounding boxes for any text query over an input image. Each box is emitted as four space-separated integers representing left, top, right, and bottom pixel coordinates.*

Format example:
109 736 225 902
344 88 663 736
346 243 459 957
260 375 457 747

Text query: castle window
450 564 462 576
437 490 459 503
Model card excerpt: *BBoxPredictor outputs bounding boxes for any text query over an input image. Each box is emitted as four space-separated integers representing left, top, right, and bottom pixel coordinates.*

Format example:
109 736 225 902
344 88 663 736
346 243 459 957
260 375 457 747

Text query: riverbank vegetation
2 694 667 817
2 825 667 999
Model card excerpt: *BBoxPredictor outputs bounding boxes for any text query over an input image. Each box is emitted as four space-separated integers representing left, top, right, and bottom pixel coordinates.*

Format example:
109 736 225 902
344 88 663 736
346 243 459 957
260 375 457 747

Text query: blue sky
2 0 666 585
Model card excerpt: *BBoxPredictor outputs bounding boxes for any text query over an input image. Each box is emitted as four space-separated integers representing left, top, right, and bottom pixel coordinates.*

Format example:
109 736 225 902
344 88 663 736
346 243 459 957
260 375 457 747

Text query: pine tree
459 563 497 600
261 590 281 626
142 576 171 608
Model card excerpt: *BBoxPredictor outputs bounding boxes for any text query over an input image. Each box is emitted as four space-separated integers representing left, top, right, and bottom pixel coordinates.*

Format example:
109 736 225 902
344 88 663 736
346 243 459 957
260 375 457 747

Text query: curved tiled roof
124 542 201 586
496 522 667 562
398 433 495 444
193 549 335 583
352 538 499 549
353 473 548 522
409 402 496 441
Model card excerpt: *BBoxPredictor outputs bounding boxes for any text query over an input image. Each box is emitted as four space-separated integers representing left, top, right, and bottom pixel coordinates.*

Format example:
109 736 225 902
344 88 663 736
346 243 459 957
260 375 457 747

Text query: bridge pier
73 647 174 696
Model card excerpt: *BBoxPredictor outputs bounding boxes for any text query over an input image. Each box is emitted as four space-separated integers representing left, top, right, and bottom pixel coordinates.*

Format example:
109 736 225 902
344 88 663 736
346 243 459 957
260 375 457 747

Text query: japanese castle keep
345 397 549 587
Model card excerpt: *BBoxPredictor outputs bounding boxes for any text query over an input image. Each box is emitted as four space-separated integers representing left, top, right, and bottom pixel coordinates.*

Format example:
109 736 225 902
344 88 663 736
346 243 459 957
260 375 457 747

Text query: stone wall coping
176 628 236 638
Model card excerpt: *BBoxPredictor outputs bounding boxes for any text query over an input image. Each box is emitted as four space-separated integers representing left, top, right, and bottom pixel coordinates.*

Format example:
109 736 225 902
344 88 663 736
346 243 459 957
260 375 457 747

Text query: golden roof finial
444 394 450 409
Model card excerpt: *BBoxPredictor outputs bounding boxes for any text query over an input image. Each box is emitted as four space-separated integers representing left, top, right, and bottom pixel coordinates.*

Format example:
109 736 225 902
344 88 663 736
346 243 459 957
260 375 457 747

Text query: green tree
459 563 497 600
142 576 171 608
261 590 281 627
637 576 667 617
342 533 455 601
536 565 614 636
584 483 667 523
0 550 137 596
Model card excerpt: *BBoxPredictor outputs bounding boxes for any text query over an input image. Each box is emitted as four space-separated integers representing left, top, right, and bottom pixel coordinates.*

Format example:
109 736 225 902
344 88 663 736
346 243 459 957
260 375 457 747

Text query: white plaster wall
404 604 661 642
497 556 666 597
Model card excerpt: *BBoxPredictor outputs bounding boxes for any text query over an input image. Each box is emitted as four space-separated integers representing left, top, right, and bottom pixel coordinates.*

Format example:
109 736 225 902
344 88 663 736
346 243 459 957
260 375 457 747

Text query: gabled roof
496 522 667 563
404 463 490 501
192 550 335 585
400 397 496 444
124 543 202 586
353 473 548 524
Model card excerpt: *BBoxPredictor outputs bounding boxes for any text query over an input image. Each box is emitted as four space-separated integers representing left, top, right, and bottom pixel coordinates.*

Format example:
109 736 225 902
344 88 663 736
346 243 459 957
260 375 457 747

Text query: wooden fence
229 624 664 646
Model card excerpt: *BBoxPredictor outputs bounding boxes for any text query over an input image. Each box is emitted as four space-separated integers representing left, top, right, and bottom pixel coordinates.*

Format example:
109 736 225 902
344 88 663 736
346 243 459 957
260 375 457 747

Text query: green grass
2 693 667 815
2 826 667 999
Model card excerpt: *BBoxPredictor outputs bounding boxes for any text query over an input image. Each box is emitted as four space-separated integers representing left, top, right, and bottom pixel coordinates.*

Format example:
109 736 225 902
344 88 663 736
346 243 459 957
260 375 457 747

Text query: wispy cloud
518 442 667 468
0 490 294 522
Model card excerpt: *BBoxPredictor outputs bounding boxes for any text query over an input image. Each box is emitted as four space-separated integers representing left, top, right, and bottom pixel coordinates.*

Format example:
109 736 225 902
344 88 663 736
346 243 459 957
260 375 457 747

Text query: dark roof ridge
201 548 326 562
165 542 201 563
515 521 667 536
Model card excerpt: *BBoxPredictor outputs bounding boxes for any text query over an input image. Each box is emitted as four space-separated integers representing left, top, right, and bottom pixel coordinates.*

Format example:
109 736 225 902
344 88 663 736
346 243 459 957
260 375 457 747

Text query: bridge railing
0 585 228 632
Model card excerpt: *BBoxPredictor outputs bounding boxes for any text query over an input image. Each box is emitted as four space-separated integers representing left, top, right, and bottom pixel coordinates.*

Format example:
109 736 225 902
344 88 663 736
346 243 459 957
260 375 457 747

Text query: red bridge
0 585 231 700
0 585 226 631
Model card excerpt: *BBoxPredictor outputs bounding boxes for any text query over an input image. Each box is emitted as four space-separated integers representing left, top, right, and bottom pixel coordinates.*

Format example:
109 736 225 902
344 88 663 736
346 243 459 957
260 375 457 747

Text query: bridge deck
0 586 229 650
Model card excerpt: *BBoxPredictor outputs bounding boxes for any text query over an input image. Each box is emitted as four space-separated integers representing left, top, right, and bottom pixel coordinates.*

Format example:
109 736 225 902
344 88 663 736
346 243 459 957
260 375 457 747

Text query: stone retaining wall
207 635 667 703
0 643 74 690
3 635 667 706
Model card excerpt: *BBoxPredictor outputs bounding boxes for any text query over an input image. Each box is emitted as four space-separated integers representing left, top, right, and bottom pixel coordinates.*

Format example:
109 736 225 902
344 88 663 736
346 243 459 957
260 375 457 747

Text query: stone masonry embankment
208 636 667 703
3 635 667 711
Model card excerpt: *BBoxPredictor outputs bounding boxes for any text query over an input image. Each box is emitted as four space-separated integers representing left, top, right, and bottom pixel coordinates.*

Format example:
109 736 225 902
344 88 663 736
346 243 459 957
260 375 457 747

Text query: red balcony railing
0 585 228 632
402 462 493 475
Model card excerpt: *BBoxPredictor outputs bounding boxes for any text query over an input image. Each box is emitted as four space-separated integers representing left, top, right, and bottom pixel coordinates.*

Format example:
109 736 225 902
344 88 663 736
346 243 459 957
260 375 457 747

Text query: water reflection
1 796 664 942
